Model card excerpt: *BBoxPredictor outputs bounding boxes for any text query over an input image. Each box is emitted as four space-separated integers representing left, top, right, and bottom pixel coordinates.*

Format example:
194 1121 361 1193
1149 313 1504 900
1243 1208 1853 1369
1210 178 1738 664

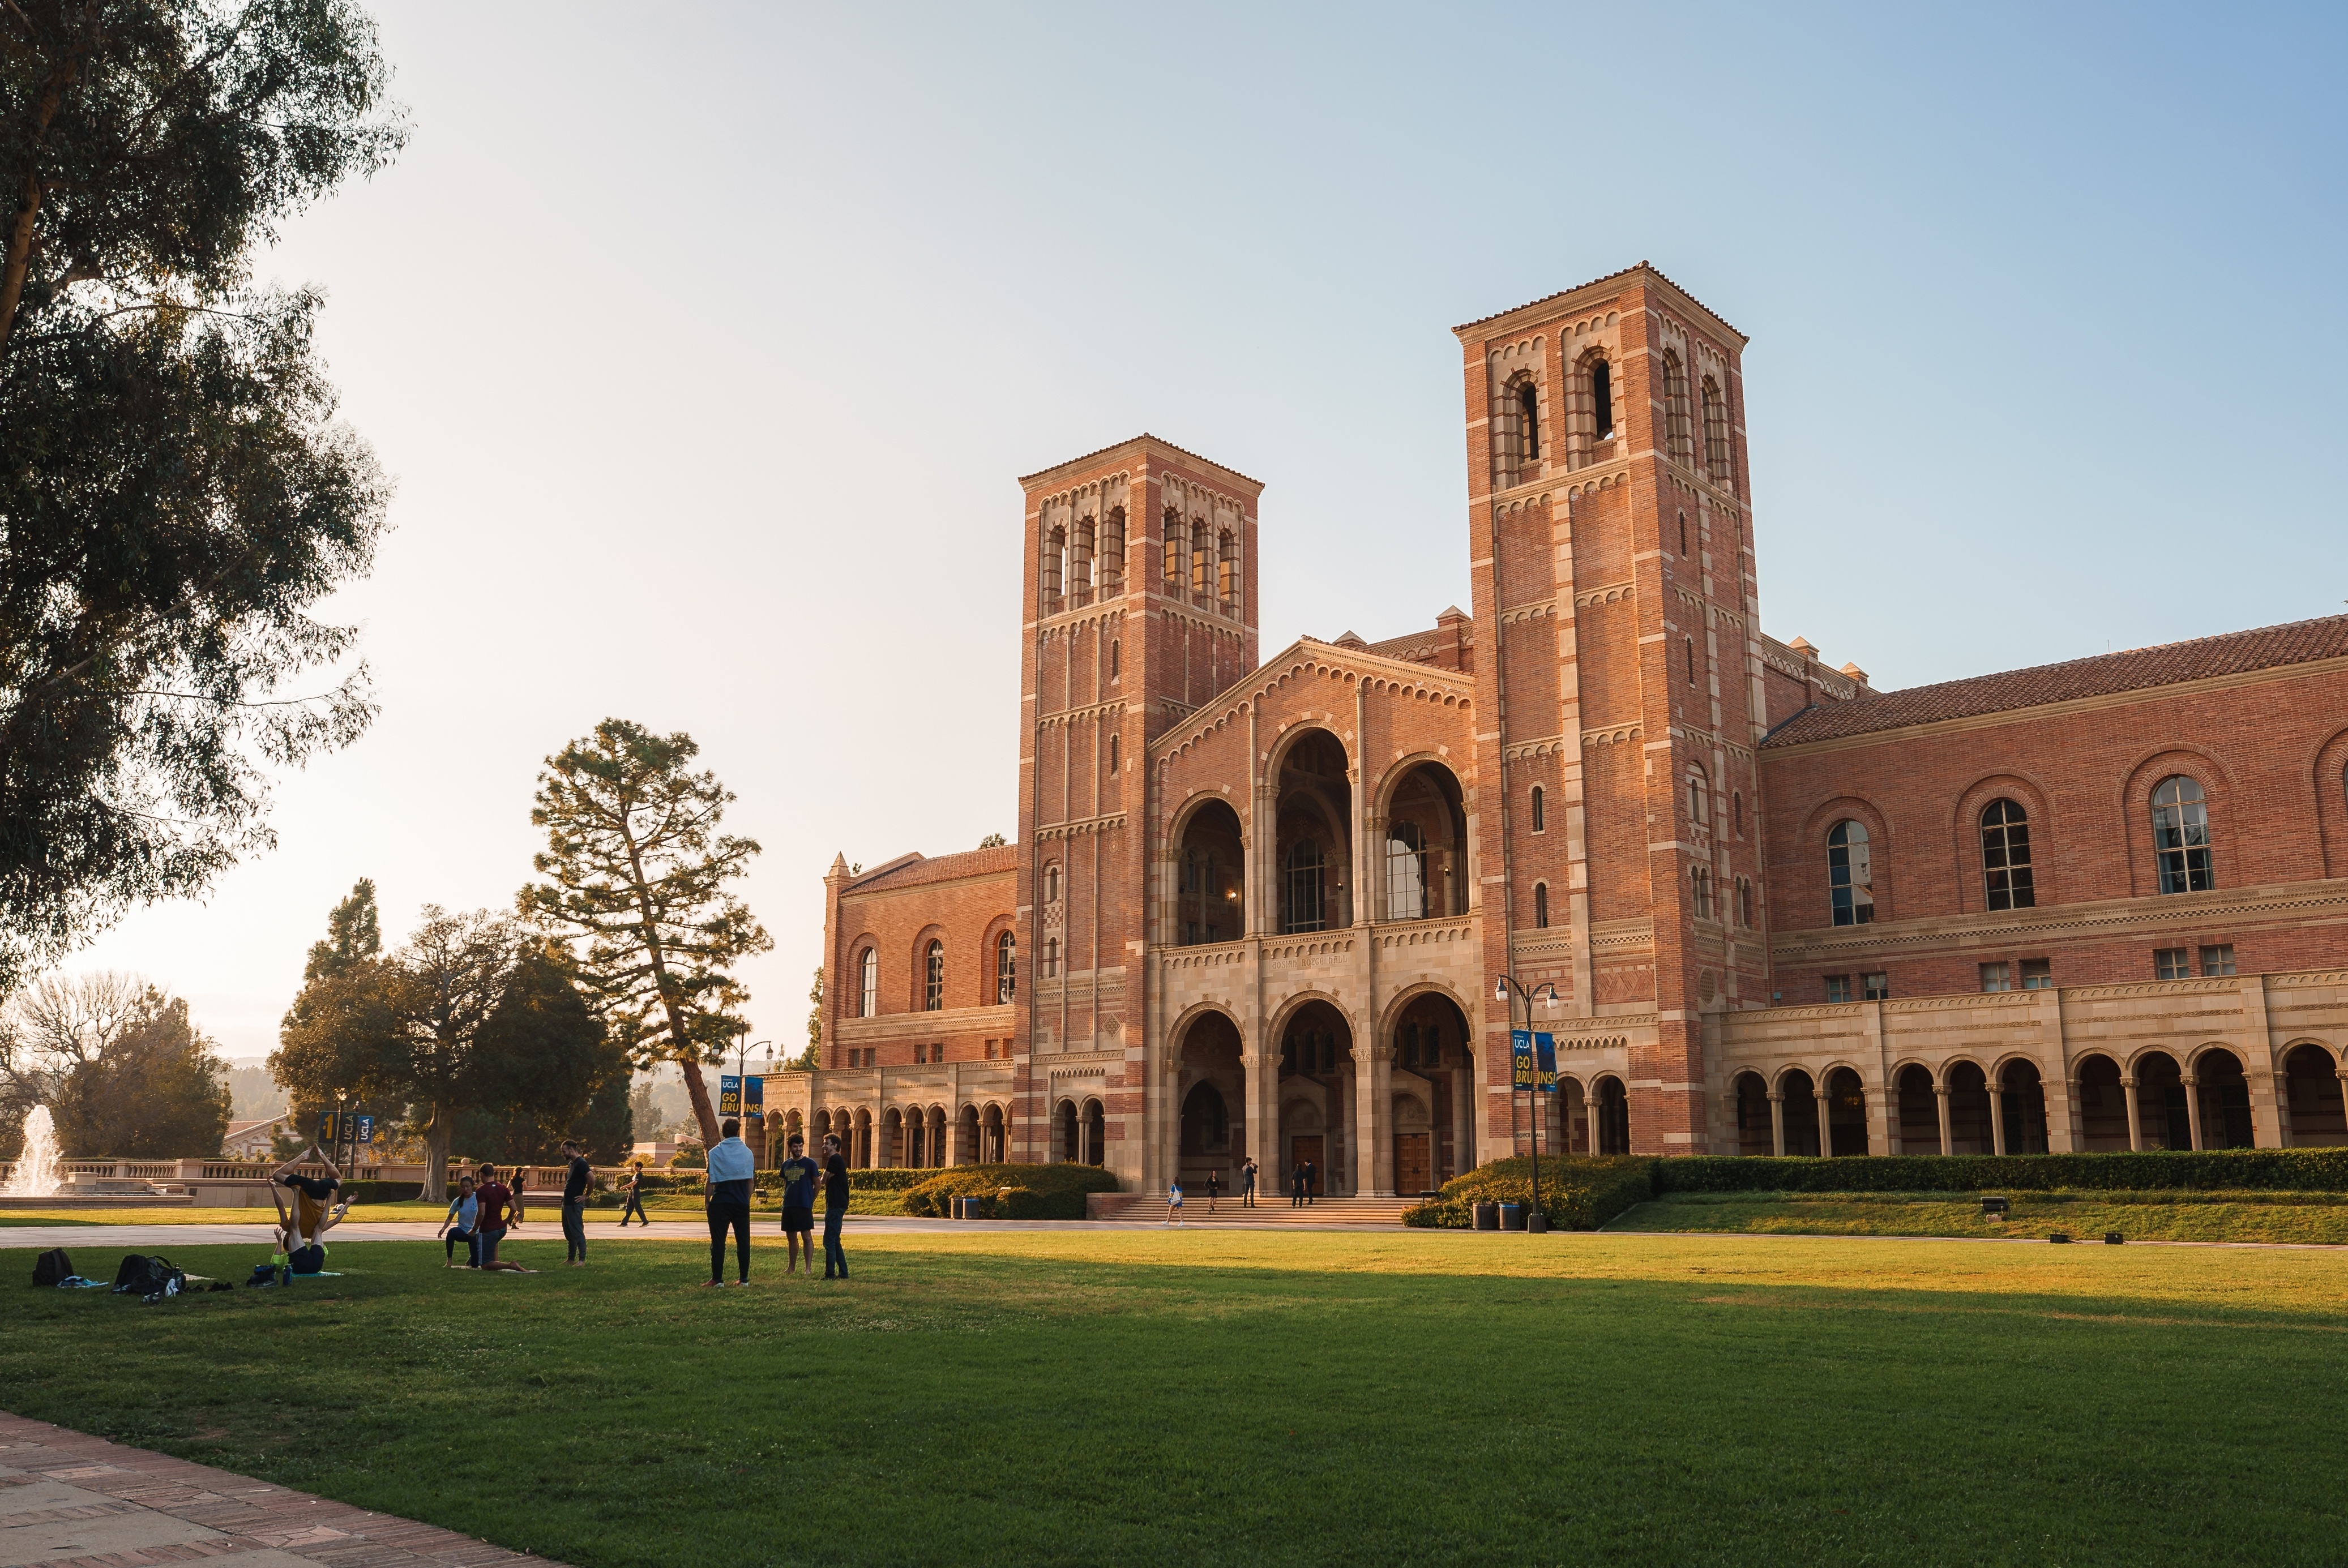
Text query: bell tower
1456 264 1764 1156
1008 435 1262 1169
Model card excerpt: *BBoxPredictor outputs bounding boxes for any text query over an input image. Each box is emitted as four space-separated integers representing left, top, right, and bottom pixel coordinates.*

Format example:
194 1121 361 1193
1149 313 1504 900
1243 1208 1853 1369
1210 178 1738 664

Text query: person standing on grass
777 1133 819 1277
439 1174 479 1269
618 1162 649 1227
1164 1176 1184 1227
703 1117 755 1287
561 1140 592 1266
1240 1157 1258 1209
820 1133 850 1280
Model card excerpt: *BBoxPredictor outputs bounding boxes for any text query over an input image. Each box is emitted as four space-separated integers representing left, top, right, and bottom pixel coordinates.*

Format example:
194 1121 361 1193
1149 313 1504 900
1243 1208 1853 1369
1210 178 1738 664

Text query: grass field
5 1228 2347 1565
1617 1189 2348 1245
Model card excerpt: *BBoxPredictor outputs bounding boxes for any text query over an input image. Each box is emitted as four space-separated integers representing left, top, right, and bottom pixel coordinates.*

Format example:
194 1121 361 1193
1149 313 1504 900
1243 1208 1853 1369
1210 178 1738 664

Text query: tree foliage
0 970 228 1156
0 1 405 996
521 719 771 1147
789 965 821 1070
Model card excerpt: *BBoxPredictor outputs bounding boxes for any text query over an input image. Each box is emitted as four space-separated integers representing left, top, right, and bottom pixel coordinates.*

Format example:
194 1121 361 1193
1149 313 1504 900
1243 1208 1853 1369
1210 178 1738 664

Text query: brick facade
773 264 2348 1184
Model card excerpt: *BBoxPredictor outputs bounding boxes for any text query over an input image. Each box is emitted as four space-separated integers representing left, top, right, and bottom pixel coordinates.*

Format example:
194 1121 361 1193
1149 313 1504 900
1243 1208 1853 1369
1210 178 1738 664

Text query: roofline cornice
1018 432 1264 495
1147 636 1476 760
1455 262 1749 349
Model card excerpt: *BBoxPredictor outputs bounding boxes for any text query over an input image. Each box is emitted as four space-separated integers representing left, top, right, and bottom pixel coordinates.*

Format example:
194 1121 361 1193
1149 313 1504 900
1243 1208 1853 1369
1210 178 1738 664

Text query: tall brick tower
1455 264 1764 1155
1008 436 1262 1167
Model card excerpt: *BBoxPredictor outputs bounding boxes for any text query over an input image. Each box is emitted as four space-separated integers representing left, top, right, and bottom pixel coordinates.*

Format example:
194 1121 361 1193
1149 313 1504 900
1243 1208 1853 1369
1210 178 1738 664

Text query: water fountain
1 1105 63 1197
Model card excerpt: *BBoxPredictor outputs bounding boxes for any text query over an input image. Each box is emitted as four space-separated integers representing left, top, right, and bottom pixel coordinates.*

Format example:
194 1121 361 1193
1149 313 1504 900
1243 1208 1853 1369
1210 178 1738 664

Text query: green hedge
1404 1156 1654 1231
1654 1148 2348 1194
899 1163 1121 1219
341 1180 422 1205
848 1168 935 1193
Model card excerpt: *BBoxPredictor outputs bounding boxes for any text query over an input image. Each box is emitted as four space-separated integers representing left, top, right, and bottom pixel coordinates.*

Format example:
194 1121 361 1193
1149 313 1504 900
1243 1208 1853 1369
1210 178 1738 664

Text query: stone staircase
1089 1193 1420 1227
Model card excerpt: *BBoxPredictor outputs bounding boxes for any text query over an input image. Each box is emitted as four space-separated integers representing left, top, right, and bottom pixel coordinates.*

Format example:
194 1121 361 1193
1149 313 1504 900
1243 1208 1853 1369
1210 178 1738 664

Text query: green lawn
1619 1189 2348 1244
4 1229 2346 1565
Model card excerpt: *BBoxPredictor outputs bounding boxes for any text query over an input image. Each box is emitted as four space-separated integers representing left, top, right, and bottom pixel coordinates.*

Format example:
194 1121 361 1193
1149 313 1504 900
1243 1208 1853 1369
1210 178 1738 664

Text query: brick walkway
0 1413 564 1568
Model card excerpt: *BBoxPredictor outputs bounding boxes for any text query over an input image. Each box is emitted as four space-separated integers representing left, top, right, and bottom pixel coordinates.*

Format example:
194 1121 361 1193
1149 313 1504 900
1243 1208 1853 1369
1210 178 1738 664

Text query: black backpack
32 1248 72 1288
111 1254 185 1297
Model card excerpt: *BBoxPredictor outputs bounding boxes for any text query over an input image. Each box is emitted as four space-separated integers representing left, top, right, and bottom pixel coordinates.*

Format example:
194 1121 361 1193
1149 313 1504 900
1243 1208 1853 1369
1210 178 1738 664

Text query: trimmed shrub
899 1163 1120 1219
1653 1147 2348 1195
340 1180 422 1205
1405 1156 1653 1231
848 1168 934 1193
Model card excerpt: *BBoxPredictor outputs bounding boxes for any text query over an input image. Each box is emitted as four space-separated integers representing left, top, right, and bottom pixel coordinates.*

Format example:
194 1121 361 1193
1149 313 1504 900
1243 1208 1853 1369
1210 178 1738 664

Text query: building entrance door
1394 1132 1431 1194
1291 1135 1324 1196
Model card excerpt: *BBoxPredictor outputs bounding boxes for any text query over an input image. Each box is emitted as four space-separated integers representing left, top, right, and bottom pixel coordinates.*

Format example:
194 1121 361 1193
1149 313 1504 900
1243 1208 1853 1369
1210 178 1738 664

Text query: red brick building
778 264 2348 1186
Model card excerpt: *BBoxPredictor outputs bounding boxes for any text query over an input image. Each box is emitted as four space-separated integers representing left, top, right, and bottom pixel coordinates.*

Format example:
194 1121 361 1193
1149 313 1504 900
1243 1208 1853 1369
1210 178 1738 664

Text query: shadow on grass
2 1235 2345 1567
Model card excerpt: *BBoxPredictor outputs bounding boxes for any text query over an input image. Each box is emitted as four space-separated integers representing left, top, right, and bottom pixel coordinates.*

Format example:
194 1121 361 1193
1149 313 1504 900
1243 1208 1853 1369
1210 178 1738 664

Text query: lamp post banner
744 1076 764 1116
720 1075 742 1116
1511 1030 1534 1091
1534 1034 1558 1094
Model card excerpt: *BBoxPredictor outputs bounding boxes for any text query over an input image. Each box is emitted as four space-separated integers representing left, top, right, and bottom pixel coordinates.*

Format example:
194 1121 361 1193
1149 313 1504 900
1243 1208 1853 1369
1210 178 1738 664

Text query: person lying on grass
270 1146 349 1269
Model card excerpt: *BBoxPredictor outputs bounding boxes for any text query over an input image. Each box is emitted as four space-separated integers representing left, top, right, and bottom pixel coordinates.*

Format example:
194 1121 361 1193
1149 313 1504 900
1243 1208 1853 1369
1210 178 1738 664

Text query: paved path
0 1412 562 1568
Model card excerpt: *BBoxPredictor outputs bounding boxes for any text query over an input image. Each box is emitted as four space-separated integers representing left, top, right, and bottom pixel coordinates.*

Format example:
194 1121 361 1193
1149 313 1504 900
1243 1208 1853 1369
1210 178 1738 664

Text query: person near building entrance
820 1133 850 1279
703 1118 755 1287
1164 1177 1185 1227
618 1162 649 1226
1290 1162 1306 1207
1303 1159 1317 1205
560 1139 591 1266
777 1133 819 1277
1240 1158 1258 1207
1205 1169 1221 1214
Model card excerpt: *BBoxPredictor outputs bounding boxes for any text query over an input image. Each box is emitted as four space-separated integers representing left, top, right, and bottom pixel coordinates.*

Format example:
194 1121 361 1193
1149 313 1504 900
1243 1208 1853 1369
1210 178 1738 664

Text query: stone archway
1388 989 1476 1184
2135 1051 2186 1149
1945 1061 1993 1154
1823 1066 1868 1157
1778 1068 1820 1157
2193 1048 2254 1149
1277 997 1355 1195
2073 1055 2128 1150
1593 1074 1630 1155
1083 1099 1107 1167
2283 1043 2348 1145
956 1103 981 1165
981 1103 1006 1164
1174 1008 1245 1192
1274 730 1353 933
1998 1060 2050 1153
1730 1071 1770 1156
1173 799 1246 946
1895 1064 1938 1154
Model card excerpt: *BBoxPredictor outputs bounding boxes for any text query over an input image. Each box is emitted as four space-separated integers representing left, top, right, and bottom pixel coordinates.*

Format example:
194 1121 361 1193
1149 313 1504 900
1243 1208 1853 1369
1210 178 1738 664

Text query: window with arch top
1827 820 1874 926
1108 732 1119 774
1045 862 1060 905
1533 881 1549 928
1162 509 1182 590
1281 839 1326 934
2152 776 2213 893
1590 357 1614 440
858 946 876 1018
1100 506 1125 596
1071 516 1094 606
1385 821 1427 922
1702 375 1733 485
1519 379 1540 463
1218 529 1239 613
1042 525 1064 614
1687 767 1710 832
1530 784 1545 833
1981 799 2035 910
1690 865 1712 920
1662 350 1692 466
923 940 945 1011
1190 520 1209 600
995 930 1016 1004
1109 639 1120 680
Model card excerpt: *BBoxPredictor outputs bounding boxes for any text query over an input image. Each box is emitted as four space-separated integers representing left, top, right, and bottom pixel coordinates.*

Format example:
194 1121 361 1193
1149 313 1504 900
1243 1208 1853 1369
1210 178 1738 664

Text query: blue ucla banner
1534 1033 1558 1094
719 1074 741 1115
1511 1030 1535 1090
743 1075 764 1115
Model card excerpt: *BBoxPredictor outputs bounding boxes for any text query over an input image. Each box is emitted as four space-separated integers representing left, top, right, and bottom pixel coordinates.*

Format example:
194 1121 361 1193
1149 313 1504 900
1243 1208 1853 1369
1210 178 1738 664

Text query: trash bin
1499 1202 1526 1231
1473 1201 1499 1231
956 1197 981 1220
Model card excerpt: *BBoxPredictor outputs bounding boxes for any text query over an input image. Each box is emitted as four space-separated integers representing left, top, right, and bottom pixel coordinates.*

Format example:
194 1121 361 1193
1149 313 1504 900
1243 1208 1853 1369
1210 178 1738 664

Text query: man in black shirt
561 1140 592 1266
820 1133 850 1280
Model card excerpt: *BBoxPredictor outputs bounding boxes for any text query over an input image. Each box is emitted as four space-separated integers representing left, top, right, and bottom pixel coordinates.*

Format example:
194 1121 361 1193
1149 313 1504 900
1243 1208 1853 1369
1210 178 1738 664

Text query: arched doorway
1055 1099 1079 1163
1390 990 1475 1182
2135 1051 2186 1149
1083 1099 1107 1167
957 1103 980 1165
853 1108 873 1168
927 1106 948 1168
1177 1009 1244 1191
1731 1071 1770 1156
1380 762 1466 922
1945 1062 1993 1154
1778 1069 1820 1157
1593 1074 1630 1155
903 1107 923 1168
2284 1044 2348 1145
981 1103 1006 1164
1391 1088 1436 1193
1174 800 1246 945
1274 730 1352 933
2074 1055 2128 1150
1823 1066 1868 1156
1896 1065 1937 1154
2194 1047 2254 1149
1278 997 1354 1194
1998 1061 2049 1153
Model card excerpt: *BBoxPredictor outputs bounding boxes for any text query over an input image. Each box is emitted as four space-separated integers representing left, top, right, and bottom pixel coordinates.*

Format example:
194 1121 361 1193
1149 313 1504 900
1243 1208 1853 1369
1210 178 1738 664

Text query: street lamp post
1493 973 1560 1232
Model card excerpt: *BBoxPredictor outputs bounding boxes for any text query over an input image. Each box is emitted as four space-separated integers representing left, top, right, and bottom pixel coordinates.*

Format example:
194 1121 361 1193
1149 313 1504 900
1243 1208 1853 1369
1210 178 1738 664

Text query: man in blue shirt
703 1117 756 1287
776 1133 819 1278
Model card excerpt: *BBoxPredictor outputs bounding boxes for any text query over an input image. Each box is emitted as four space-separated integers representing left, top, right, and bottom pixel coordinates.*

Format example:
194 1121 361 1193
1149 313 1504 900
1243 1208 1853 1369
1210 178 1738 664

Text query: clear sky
71 2 2348 1063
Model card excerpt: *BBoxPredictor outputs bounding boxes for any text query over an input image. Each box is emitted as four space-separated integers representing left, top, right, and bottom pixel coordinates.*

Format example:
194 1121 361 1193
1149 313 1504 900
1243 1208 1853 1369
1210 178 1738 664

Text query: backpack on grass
33 1249 72 1288
111 1254 185 1298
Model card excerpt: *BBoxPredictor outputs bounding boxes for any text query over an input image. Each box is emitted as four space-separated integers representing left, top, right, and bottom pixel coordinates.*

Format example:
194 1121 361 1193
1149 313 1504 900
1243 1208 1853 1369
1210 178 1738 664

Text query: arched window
1071 517 1094 606
1042 525 1064 614
1190 520 1209 600
1385 822 1427 922
1108 732 1119 774
1533 881 1550 928
2152 777 2213 893
995 930 1016 1003
1828 821 1874 926
1738 876 1755 928
1678 512 1689 556
1109 639 1120 680
1162 509 1182 590
1686 636 1699 687
1530 785 1545 833
1981 799 2035 910
1282 839 1326 934
1691 866 1712 919
1043 937 1059 978
1687 767 1710 831
1045 862 1060 904
1519 379 1540 464
923 940 945 1011
1101 507 1125 595
1662 350 1692 466
1591 358 1614 440
858 947 877 1018
1217 529 1238 612
1702 375 1733 485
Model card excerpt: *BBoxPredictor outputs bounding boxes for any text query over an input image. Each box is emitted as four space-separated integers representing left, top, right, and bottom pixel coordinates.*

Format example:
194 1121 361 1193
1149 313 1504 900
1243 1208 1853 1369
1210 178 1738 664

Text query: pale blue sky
75 2 2348 1061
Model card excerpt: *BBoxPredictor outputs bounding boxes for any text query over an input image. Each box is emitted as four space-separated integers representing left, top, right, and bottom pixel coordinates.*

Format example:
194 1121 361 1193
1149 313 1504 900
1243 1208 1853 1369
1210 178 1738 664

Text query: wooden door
1394 1132 1431 1195
1291 1135 1324 1194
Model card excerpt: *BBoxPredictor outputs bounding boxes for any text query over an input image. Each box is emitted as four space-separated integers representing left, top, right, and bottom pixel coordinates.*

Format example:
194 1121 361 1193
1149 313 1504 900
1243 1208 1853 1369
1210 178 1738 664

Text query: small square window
1863 972 1890 1001
1825 975 1853 1004
2019 958 2052 989
2154 948 2190 980
2200 944 2236 977
1978 962 2011 993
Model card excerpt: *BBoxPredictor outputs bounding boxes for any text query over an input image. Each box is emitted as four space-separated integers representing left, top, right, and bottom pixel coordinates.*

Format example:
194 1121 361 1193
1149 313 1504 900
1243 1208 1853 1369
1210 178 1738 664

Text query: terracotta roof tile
1017 432 1262 490
847 845 1017 892
1453 260 1746 341
1761 614 2348 748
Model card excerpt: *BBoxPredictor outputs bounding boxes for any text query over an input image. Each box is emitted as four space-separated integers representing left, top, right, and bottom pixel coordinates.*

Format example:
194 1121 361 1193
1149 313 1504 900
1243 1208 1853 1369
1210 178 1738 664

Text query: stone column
1934 1084 1953 1156
1364 1045 1396 1196
1989 1085 2008 1155
1768 1091 1785 1157
1814 1087 1834 1158
2122 1076 2142 1151
1247 1047 1278 1195
1336 1053 1357 1196
2182 1073 2204 1151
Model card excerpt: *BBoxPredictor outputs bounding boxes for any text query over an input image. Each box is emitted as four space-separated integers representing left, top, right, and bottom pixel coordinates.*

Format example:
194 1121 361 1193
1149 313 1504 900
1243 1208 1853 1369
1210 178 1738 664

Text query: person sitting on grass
270 1147 348 1270
1164 1177 1184 1228
471 1163 536 1273
439 1174 479 1269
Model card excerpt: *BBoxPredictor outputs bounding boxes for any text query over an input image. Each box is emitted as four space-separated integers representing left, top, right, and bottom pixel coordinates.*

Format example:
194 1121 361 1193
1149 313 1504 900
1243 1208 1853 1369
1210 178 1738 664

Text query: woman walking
618 1162 649 1227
